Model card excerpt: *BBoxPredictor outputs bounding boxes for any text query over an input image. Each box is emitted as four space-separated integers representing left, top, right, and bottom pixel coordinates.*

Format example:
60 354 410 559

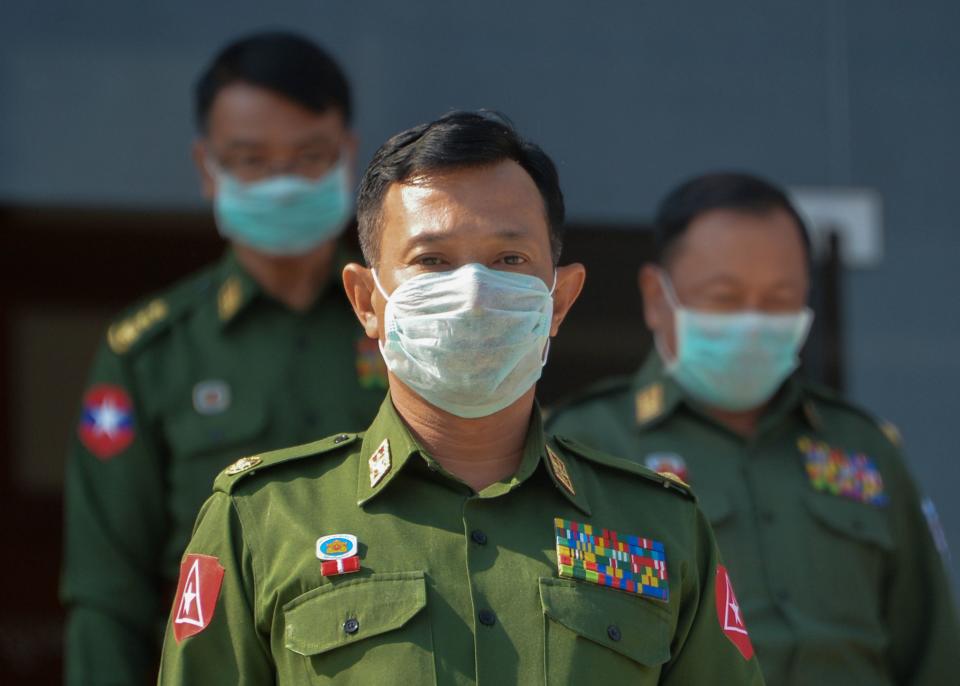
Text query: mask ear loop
654 269 683 369
370 269 391 301
540 269 559 366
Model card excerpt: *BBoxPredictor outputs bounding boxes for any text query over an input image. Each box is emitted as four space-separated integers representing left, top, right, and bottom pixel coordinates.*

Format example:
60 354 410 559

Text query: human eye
495 253 528 267
413 254 446 268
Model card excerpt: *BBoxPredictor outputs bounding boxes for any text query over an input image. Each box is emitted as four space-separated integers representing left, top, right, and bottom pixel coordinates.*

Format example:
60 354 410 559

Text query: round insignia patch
316 534 358 560
77 384 136 460
225 455 261 475
193 380 231 415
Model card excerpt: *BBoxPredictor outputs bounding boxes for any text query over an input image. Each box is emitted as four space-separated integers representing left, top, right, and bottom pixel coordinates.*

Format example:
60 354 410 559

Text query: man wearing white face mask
61 32 388 684
157 113 765 685
547 172 960 684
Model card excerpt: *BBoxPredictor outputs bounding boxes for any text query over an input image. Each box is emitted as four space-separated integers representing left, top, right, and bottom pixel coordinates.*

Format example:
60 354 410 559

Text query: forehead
206 82 346 142
379 161 549 245
669 207 808 280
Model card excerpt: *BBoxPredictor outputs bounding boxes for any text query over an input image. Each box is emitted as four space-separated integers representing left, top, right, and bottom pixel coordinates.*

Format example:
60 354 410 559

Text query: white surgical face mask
373 263 556 418
656 272 814 411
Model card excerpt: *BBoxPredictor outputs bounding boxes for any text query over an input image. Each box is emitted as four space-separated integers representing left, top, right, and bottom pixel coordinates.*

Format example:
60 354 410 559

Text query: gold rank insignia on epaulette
218 276 243 322
635 383 664 424
880 421 902 448
660 471 690 489
107 299 169 354
224 455 262 475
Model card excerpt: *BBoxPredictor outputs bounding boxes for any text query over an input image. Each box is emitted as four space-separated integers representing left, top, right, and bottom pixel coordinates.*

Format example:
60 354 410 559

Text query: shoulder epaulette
106 266 218 355
546 375 633 419
554 435 696 501
801 381 903 449
214 433 361 495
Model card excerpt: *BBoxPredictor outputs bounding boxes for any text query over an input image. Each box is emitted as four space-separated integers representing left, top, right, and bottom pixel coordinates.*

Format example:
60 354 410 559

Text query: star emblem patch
715 564 754 659
77 384 135 460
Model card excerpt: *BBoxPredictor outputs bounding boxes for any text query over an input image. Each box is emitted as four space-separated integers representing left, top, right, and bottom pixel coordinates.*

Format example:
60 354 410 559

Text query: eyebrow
695 274 804 290
222 134 336 151
403 228 529 249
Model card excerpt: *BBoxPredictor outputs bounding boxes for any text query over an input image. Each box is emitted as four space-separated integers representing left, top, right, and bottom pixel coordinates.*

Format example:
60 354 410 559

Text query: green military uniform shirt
546 352 960 685
62 248 388 684
158 397 765 685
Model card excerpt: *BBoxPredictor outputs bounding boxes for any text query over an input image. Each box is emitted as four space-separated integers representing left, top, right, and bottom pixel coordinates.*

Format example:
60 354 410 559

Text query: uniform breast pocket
803 492 894 620
539 577 671 685
283 571 436 685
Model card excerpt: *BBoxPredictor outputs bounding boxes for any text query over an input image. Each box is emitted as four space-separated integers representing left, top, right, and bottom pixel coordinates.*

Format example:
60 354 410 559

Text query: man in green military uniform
547 172 960 684
157 112 765 684
61 32 388 683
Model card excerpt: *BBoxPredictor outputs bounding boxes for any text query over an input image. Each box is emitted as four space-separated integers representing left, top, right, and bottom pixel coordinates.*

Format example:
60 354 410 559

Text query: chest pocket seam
283 571 427 657
539 577 672 666
804 492 894 551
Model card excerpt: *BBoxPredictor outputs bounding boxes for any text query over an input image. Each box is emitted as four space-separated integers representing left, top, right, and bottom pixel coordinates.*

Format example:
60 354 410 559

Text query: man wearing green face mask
546 172 960 684
61 32 388 684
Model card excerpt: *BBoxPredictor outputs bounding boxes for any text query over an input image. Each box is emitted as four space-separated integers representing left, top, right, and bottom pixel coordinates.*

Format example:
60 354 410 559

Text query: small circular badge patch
316 534 358 560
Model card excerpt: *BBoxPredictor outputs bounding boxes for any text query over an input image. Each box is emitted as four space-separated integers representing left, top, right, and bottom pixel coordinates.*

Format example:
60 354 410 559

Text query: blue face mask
372 264 556 418
211 160 352 256
656 273 813 412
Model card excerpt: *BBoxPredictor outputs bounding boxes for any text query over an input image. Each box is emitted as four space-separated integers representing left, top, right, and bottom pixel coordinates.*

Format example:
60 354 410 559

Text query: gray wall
3 1 958 585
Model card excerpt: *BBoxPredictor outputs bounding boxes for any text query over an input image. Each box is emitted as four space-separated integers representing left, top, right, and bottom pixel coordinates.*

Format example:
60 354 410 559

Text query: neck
390 380 534 492
233 240 337 311
705 404 765 437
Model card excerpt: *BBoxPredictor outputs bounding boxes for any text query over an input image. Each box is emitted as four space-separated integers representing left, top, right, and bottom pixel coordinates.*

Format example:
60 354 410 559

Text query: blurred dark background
2 1 958 682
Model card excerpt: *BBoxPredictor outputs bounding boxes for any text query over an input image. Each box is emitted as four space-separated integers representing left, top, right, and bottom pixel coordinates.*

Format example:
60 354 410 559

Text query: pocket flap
284 572 427 657
698 488 735 526
166 389 268 458
539 577 671 666
805 493 894 550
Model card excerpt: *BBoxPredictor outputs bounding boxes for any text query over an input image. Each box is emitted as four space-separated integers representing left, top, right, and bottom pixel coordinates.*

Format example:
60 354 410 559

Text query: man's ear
192 139 216 199
549 263 586 336
342 263 380 338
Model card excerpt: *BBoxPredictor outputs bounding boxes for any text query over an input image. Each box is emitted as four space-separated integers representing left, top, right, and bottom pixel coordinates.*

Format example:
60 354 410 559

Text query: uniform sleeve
158 491 273 684
61 341 169 685
661 506 766 685
882 449 960 684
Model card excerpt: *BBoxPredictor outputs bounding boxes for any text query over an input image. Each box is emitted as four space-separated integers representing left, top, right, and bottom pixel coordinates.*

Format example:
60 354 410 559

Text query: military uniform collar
356 398 591 514
632 352 821 433
217 239 360 328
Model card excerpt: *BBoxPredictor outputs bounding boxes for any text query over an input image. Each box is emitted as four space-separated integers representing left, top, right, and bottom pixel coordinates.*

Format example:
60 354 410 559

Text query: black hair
194 31 351 132
654 171 812 265
356 110 565 266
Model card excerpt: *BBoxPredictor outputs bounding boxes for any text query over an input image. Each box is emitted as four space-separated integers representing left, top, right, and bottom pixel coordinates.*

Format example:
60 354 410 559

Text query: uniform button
296 334 309 350
471 530 488 545
343 618 360 634
760 510 775 524
334 434 350 444
607 624 622 642
478 609 496 626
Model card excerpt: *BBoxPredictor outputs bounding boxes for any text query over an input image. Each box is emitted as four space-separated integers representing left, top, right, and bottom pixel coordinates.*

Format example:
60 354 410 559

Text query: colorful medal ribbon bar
554 518 668 601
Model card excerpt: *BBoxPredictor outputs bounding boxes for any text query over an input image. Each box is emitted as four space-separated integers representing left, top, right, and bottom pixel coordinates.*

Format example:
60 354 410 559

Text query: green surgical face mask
655 272 814 411
211 160 352 256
